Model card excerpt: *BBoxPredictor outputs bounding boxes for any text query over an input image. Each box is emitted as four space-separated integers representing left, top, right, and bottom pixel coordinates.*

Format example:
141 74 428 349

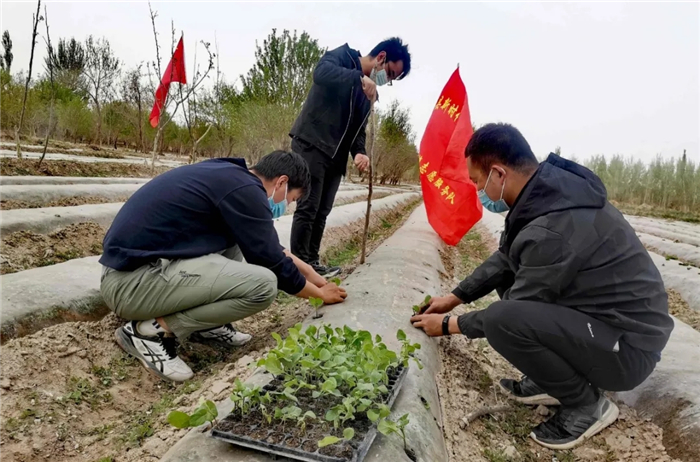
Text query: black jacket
100 158 306 295
456 154 673 352
289 44 371 166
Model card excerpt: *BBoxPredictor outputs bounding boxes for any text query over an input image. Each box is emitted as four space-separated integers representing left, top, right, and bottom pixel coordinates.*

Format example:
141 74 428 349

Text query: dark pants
290 138 343 264
476 300 657 407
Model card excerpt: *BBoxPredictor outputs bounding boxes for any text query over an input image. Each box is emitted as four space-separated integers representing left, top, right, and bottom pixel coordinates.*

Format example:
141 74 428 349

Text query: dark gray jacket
289 44 371 165
455 154 673 352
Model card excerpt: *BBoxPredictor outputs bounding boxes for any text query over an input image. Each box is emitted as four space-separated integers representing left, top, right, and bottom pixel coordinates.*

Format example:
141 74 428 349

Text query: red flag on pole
419 68 482 245
149 36 187 128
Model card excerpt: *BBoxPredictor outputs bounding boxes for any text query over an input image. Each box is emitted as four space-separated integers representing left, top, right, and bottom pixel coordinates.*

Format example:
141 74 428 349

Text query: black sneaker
499 376 561 406
531 395 619 450
115 321 193 382
310 261 341 278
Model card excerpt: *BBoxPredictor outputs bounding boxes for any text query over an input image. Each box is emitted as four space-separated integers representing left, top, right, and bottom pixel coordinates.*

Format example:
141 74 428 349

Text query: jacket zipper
332 50 359 159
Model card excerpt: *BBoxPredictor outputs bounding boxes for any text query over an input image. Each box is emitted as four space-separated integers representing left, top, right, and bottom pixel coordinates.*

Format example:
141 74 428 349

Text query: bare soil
436 225 684 462
1 222 105 274
667 289 700 332
1 158 171 178
612 201 700 225
0 194 133 210
0 201 415 462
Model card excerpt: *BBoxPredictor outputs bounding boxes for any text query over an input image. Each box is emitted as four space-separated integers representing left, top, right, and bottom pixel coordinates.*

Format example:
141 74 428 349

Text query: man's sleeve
217 185 306 295
452 250 512 303
314 49 364 88
456 224 584 338
350 121 367 159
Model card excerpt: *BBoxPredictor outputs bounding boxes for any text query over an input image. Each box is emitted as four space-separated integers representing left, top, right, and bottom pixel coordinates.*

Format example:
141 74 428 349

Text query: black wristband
442 315 451 336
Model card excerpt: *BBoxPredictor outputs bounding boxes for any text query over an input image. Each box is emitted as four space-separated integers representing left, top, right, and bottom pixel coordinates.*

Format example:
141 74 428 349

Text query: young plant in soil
167 398 218 429
309 297 324 319
202 322 422 458
411 294 432 315
377 413 416 461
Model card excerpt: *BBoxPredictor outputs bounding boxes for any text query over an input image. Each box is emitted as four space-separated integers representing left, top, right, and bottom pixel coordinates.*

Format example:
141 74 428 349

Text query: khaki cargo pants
101 247 278 339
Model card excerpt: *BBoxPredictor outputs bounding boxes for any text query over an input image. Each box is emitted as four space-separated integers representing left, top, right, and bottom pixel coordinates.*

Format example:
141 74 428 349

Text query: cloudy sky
2 1 698 163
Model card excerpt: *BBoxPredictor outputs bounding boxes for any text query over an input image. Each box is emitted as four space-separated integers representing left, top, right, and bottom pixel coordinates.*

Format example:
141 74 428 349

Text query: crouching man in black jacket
100 151 346 382
289 38 411 277
411 123 673 450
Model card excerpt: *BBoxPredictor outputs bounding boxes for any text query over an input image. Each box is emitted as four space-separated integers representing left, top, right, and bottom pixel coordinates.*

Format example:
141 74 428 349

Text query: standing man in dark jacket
100 151 346 382
411 123 673 449
289 38 412 276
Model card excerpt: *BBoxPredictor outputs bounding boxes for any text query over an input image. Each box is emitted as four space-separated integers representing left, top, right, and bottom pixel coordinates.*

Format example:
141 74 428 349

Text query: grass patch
483 448 510 462
324 198 422 268
65 376 112 408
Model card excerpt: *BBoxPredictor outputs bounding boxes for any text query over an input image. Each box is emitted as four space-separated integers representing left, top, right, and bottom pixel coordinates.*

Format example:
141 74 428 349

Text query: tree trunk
16 0 42 159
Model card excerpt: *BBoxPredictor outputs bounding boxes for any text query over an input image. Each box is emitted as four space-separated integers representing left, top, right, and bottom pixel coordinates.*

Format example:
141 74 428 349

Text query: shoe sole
114 327 187 383
530 400 620 450
499 382 561 406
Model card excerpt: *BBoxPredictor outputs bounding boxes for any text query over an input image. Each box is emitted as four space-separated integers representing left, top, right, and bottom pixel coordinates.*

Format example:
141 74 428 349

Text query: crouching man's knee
246 267 278 312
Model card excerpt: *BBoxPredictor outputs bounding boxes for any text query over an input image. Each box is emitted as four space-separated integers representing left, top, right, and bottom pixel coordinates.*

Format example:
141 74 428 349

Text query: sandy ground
1 158 171 178
0 199 421 462
1 195 133 211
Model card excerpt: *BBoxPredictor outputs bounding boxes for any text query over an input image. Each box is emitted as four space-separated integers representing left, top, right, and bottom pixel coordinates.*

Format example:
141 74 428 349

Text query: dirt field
0 199 421 462
0 195 133 211
1 158 171 178
0 222 105 274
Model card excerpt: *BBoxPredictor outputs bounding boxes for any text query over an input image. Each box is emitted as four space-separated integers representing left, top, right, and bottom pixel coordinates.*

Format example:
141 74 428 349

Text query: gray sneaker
310 261 341 278
530 394 619 450
499 376 561 406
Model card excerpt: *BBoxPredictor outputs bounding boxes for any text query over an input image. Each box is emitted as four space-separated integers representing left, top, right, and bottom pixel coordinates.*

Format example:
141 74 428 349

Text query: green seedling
318 427 355 448
167 398 218 429
330 277 342 286
397 329 423 369
297 410 317 434
378 413 411 452
310 296 324 319
411 295 432 314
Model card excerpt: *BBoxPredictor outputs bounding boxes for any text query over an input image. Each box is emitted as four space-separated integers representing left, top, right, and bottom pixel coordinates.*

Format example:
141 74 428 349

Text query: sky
2 1 699 164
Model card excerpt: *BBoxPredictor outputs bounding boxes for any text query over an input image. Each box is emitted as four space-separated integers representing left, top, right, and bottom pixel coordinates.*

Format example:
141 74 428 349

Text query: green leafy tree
45 37 86 92
240 28 325 109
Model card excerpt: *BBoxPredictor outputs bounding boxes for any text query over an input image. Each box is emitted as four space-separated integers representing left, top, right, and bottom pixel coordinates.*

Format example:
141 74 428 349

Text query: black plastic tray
212 364 408 462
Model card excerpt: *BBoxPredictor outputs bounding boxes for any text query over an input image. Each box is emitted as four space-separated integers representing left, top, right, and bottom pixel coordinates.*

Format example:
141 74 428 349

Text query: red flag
149 37 187 128
419 68 482 245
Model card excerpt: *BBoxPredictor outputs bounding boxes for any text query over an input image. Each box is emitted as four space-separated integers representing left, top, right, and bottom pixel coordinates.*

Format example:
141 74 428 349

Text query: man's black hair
252 150 311 194
369 37 411 79
465 123 539 173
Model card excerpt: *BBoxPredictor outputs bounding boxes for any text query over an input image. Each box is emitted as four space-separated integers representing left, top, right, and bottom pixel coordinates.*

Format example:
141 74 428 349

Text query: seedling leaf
343 428 355 440
330 277 342 286
396 329 407 341
167 411 190 429
318 436 341 447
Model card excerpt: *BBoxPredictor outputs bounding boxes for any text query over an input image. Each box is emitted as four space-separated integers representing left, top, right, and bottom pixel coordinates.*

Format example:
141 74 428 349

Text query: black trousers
473 300 658 407
290 138 343 264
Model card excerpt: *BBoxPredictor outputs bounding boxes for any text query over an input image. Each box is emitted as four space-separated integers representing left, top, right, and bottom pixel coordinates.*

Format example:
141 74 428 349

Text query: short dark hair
465 123 539 173
369 37 411 80
252 150 311 194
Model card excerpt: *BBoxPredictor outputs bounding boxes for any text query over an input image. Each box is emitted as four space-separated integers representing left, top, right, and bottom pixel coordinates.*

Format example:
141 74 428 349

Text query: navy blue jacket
100 158 306 295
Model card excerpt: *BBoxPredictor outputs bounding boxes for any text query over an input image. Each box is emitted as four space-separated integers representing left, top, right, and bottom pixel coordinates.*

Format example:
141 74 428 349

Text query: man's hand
421 294 462 314
361 76 377 102
354 154 370 172
319 282 347 305
411 314 461 337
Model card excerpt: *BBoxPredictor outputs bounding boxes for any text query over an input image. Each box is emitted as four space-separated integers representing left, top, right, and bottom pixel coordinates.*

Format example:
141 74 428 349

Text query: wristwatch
442 315 451 336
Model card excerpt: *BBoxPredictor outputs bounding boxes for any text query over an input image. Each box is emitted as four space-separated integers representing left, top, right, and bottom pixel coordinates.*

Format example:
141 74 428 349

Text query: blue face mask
268 184 288 219
370 64 388 87
478 169 510 213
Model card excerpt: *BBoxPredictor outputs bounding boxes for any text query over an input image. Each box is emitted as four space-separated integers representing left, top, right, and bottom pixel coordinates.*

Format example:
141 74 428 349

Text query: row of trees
583 151 699 213
0 9 419 181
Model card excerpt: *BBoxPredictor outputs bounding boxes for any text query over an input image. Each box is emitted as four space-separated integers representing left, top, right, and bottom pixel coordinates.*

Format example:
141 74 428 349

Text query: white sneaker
115 321 194 382
194 324 252 346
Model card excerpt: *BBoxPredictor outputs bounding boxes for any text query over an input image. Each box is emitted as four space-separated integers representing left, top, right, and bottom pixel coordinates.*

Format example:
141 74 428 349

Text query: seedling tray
212 364 408 462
